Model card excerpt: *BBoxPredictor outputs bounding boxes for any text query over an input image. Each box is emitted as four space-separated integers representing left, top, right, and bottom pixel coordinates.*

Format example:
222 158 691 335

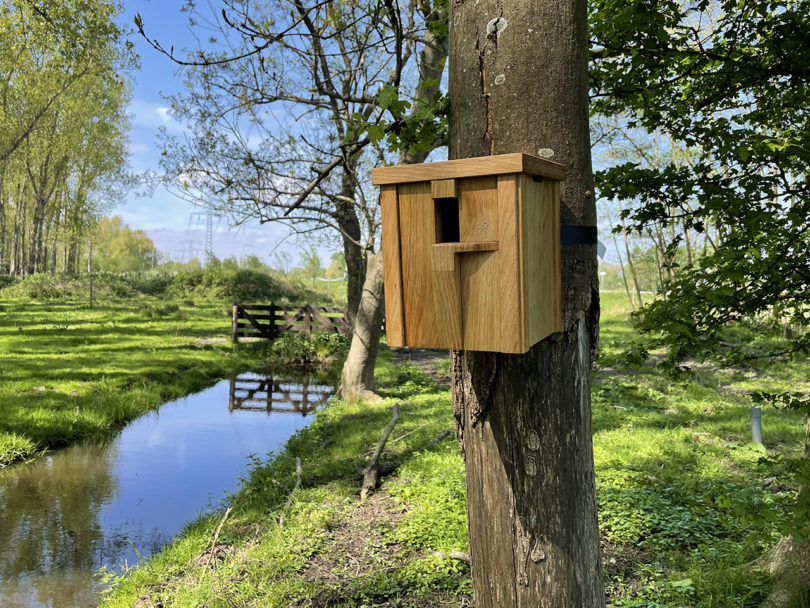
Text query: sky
114 1 617 269
113 1 335 267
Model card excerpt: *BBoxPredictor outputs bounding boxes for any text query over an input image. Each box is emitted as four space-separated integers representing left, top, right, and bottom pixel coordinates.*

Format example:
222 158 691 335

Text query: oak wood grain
397 182 442 348
372 153 566 185
380 184 405 346
497 175 524 353
431 178 459 199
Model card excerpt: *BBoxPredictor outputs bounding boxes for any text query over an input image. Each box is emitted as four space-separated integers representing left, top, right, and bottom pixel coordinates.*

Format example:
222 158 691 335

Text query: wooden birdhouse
371 153 564 353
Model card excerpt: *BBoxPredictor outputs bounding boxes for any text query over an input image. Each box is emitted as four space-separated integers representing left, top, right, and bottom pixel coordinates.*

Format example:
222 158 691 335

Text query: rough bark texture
340 250 385 402
449 0 604 605
335 198 365 331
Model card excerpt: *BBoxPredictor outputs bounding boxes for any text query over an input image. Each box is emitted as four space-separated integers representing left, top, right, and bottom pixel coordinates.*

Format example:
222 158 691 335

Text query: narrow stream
0 372 331 608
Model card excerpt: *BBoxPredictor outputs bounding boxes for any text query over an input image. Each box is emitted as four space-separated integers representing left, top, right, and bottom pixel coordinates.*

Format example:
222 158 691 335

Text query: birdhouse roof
371 153 565 185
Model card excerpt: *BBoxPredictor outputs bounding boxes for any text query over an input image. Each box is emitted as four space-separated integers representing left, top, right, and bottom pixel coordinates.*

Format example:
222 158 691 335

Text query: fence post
305 305 312 336
269 303 277 339
231 303 239 343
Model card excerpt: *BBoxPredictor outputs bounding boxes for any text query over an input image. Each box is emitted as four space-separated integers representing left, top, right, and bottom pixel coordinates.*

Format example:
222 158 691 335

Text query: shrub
168 268 284 301
0 275 17 290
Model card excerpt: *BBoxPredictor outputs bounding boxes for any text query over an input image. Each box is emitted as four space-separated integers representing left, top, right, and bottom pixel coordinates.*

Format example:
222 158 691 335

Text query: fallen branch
422 429 452 451
199 506 232 582
431 550 471 563
361 403 401 499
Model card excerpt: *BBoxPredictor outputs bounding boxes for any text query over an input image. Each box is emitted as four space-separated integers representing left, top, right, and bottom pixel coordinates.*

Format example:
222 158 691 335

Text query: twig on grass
361 402 401 499
199 506 232 582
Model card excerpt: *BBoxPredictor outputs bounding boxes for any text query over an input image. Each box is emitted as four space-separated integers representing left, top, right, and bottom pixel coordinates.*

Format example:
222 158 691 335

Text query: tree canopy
591 0 810 364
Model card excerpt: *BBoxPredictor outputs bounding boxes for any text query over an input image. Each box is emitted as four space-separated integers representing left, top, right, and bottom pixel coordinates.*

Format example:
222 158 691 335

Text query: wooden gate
231 303 349 342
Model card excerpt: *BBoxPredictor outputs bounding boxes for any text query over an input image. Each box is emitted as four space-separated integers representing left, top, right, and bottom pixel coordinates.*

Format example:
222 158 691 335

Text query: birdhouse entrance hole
434 198 460 243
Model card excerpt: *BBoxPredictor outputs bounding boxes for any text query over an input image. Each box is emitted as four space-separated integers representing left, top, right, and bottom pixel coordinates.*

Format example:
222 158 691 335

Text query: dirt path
390 348 451 386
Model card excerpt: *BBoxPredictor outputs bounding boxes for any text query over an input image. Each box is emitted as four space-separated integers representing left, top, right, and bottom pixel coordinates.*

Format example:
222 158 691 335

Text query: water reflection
0 372 329 608
229 375 332 415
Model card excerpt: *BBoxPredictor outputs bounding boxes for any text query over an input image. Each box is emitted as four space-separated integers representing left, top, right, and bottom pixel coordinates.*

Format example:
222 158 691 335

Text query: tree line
0 0 133 277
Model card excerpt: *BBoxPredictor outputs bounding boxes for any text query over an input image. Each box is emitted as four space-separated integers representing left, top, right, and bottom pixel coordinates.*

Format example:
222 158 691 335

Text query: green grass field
98 292 809 607
0 297 263 466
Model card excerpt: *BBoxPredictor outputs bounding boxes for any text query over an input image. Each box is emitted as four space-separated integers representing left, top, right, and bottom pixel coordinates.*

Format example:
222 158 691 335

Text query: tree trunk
605 206 634 310
0 181 6 274
449 0 605 605
618 199 643 307
340 249 385 402
339 8 449 400
335 171 365 331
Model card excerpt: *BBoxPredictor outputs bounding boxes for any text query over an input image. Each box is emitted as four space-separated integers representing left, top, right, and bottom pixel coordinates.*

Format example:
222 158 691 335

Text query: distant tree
325 252 346 279
92 216 159 272
591 0 810 364
0 0 134 276
137 0 448 399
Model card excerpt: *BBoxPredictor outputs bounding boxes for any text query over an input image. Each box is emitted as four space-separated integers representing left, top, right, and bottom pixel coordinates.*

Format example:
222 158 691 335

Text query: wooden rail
228 375 331 414
231 303 349 342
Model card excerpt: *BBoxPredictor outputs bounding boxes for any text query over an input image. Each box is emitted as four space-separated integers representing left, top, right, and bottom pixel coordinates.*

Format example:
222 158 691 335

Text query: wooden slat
459 176 498 242
520 174 560 348
497 175 525 353
461 250 500 351
457 178 501 351
380 184 405 346
240 309 274 338
430 245 463 349
398 182 442 348
238 313 274 320
431 178 458 199
371 153 565 185
239 304 275 311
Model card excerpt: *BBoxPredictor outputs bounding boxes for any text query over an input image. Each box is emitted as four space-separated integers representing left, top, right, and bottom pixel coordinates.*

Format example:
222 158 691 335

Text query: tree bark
335 167 365 331
449 0 604 605
340 249 385 401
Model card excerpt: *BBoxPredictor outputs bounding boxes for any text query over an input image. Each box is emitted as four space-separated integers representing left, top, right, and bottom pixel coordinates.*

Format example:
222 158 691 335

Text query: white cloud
156 107 172 123
128 143 150 154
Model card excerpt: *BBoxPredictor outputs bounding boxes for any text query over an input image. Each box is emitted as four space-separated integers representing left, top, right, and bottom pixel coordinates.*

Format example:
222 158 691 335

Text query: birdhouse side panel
496 175 526 353
397 182 443 348
520 175 562 349
380 184 405 347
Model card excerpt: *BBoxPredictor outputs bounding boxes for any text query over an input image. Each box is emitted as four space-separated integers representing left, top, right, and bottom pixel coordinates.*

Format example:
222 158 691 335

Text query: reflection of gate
228 375 331 415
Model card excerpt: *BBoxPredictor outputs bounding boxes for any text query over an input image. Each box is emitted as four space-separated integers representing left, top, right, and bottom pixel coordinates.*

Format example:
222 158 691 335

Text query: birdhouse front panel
372 153 563 353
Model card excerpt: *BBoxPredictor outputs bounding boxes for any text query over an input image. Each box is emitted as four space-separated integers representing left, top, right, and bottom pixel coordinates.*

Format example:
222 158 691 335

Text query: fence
231 303 349 342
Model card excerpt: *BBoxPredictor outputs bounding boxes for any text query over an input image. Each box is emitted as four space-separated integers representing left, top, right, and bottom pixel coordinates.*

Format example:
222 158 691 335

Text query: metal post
751 406 763 443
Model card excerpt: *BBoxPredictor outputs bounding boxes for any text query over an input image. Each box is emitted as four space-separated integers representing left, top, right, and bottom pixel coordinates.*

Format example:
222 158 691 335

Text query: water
0 372 331 608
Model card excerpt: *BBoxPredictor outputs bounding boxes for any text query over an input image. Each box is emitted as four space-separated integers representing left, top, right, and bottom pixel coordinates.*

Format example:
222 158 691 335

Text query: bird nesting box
371 153 564 353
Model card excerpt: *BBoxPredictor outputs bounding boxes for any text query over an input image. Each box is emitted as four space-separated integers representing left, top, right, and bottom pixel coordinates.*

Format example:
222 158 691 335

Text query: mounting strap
560 225 597 245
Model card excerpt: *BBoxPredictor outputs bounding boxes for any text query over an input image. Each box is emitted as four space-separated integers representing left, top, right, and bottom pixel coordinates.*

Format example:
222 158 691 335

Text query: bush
0 275 17 290
264 332 349 371
1 273 137 300
168 267 285 301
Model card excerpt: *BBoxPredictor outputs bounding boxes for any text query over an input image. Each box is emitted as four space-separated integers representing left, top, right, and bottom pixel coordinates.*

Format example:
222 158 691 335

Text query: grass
0 296 269 467
19 291 808 606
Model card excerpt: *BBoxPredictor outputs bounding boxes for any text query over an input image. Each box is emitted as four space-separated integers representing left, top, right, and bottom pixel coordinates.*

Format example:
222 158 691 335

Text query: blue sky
115 2 617 269
113 1 330 266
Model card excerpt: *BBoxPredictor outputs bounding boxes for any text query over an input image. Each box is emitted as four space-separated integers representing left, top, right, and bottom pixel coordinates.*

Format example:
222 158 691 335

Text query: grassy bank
0 300 349 470
100 293 809 607
0 297 265 466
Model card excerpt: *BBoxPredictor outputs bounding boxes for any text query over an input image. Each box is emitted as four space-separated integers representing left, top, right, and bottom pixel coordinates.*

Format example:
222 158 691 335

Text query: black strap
560 225 597 245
